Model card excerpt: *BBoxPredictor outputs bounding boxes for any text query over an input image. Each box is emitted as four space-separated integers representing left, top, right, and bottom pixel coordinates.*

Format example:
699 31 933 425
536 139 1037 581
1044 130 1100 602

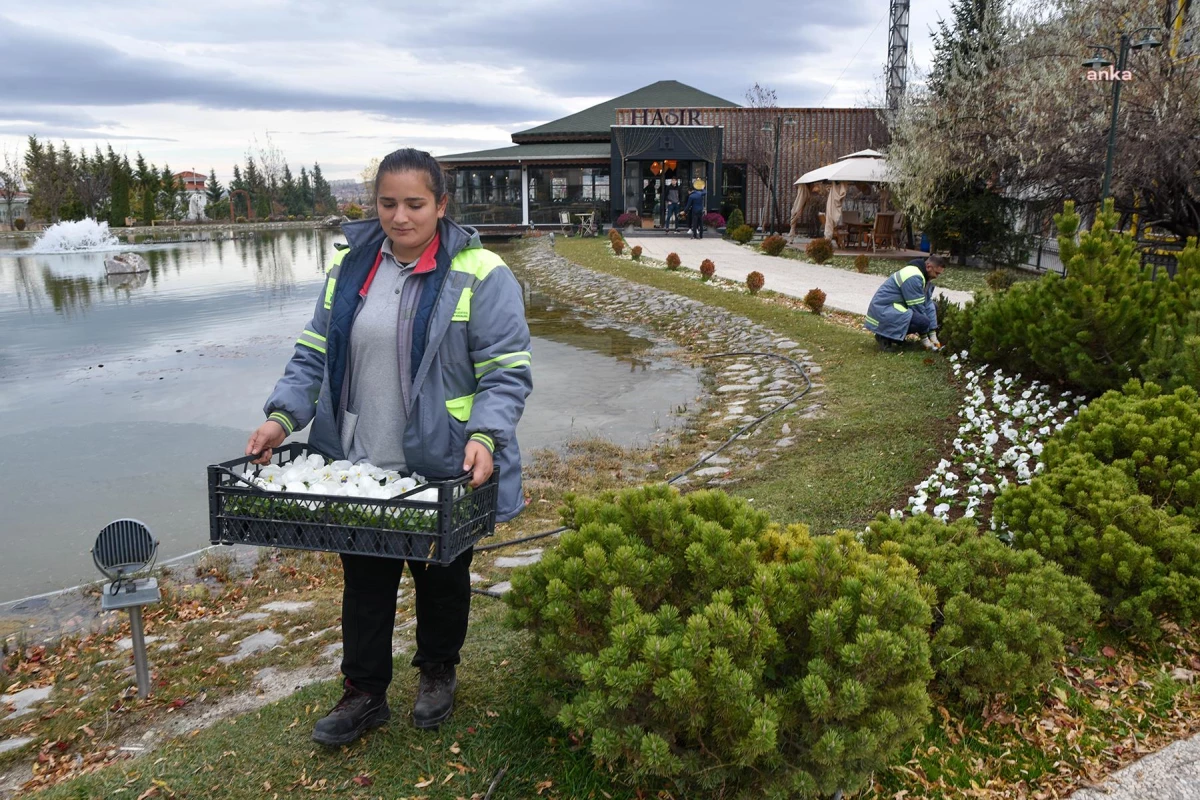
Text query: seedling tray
207 443 497 564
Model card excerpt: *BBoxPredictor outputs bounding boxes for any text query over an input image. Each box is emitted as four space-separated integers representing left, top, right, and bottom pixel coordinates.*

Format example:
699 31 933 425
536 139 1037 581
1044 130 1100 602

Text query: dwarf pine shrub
507 486 933 799
700 259 716 281
803 288 827 315
730 224 755 244
665 252 681 270
1044 381 1200 521
854 254 870 273
994 454 1200 638
726 207 745 234
963 200 1200 394
863 515 1099 704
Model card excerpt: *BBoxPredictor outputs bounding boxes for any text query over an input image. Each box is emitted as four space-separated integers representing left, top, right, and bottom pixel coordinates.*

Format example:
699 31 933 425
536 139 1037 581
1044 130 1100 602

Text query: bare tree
360 157 381 218
744 83 780 230
889 0 1200 241
73 147 112 220
0 146 23 227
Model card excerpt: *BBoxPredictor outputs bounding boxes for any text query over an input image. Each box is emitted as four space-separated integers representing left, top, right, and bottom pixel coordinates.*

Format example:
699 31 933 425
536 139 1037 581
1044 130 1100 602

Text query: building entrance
622 160 710 230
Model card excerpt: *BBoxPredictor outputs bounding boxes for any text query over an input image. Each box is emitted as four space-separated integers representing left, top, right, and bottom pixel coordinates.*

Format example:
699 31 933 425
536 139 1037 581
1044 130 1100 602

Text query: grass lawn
556 236 960 533
767 244 1037 294
32 601 632 800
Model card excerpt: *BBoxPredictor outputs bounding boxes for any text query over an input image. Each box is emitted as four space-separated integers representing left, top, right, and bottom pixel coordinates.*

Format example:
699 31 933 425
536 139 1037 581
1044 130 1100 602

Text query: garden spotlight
92 519 161 699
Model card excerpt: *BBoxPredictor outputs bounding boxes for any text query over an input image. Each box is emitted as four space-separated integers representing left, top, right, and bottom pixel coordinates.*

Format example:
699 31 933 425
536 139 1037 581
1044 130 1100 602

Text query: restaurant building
437 81 886 232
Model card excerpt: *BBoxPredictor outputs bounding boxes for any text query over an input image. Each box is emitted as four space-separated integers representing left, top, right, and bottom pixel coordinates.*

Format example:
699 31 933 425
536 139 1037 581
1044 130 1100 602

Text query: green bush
805 238 834 264
934 293 977 354
344 203 364 220
962 200 1200 394
235 216 248 224
1044 381 1200 520
994 454 1200 638
854 254 870 273
507 486 933 799
730 224 755 244
761 235 787 256
665 252 681 270
984 269 1015 292
863 515 1099 704
746 271 765 295
13 217 26 231
726 207 745 235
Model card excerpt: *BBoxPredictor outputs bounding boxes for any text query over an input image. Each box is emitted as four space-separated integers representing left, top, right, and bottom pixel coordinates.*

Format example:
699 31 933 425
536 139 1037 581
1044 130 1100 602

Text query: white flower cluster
891 353 1086 527
242 453 438 502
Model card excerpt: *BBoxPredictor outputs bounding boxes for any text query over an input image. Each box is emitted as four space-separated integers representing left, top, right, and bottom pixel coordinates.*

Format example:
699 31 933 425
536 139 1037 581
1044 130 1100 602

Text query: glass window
721 163 747 220
528 165 611 223
448 167 522 225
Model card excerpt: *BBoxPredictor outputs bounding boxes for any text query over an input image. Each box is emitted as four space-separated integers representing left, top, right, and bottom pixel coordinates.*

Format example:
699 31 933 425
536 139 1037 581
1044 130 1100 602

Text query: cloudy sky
2 0 952 183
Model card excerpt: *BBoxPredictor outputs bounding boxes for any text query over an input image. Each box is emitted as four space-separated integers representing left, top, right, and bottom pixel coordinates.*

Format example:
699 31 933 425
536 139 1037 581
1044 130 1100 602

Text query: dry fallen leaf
449 741 461 755
536 779 554 794
1102 646 1118 658
415 777 434 789
351 775 373 787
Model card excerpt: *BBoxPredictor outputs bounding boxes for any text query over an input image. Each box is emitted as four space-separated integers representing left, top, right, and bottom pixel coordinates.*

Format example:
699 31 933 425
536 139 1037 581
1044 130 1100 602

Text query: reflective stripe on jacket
864 259 938 341
263 217 533 522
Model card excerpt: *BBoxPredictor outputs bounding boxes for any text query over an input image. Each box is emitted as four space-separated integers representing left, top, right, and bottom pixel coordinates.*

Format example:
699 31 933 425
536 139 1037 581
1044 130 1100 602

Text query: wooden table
845 222 873 248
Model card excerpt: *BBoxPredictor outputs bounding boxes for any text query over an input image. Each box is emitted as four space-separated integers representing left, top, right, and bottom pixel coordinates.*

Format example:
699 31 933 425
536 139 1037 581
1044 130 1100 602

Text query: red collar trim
360 232 441 297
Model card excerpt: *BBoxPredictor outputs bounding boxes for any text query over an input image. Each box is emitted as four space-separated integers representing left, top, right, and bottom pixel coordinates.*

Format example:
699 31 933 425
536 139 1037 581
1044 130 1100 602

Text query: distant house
0 191 31 226
174 171 207 195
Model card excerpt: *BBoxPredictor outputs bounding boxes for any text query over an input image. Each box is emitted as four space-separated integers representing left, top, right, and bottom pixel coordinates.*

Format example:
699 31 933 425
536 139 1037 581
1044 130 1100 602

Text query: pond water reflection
0 230 699 602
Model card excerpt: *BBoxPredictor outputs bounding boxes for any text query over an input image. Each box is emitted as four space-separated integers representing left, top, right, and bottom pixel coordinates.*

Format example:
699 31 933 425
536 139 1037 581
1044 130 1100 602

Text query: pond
0 229 700 602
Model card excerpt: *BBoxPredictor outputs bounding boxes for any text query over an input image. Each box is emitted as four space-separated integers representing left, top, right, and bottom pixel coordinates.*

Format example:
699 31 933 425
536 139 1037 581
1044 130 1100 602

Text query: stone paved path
1069 732 1200 799
624 234 974 314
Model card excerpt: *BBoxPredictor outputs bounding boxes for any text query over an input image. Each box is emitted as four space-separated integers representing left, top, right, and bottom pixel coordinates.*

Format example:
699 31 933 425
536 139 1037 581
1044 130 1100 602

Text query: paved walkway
625 234 974 314
1070 731 1200 799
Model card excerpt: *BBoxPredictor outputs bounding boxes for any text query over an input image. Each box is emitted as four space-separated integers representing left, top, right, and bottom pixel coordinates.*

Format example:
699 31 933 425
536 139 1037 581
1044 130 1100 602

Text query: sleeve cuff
267 411 296 436
469 432 495 452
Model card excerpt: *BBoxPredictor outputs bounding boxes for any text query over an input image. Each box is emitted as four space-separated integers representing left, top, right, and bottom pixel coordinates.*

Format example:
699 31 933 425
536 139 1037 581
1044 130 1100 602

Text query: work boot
876 335 900 352
311 682 390 747
413 663 457 729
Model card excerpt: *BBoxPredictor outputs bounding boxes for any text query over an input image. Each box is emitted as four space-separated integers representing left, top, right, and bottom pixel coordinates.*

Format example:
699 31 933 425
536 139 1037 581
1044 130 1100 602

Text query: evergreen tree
206 168 224 205
24 136 73 222
106 147 131 227
229 164 246 217
311 162 334 215
135 154 158 224
281 164 300 215
158 164 178 220
299 166 314 216
929 0 1007 99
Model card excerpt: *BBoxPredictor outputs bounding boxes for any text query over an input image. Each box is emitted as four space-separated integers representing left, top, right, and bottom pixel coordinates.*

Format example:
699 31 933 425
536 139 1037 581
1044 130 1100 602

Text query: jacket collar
340 216 481 267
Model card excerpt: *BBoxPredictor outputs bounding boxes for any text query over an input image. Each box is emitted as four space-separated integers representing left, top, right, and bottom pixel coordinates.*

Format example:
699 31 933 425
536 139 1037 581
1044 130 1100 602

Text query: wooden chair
869 212 896 251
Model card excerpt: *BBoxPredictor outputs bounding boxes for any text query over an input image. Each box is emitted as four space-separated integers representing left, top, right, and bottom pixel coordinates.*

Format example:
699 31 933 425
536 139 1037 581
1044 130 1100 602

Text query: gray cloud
0 18 552 125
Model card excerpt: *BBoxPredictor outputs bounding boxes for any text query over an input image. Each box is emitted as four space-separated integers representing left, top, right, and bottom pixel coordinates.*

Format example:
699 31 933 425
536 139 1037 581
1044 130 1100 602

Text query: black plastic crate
208 443 497 565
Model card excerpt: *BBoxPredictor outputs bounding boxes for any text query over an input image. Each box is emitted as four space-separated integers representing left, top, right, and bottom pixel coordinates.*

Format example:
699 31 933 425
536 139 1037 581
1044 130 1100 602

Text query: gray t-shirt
344 243 423 470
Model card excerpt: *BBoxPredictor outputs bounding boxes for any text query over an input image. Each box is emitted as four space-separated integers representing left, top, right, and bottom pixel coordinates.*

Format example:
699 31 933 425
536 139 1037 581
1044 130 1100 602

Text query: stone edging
511 239 826 487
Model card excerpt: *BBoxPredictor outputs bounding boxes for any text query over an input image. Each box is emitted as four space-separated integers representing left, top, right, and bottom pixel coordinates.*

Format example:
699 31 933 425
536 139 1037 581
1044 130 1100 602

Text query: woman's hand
463 440 494 488
246 420 287 465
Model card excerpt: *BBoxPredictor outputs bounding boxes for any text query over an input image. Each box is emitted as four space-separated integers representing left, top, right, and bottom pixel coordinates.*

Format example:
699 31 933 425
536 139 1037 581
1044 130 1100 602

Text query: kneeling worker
865 254 947 351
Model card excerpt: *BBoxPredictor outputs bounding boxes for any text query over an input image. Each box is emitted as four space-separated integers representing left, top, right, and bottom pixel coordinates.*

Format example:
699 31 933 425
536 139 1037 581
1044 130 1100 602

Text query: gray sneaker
413 663 457 729
311 683 390 747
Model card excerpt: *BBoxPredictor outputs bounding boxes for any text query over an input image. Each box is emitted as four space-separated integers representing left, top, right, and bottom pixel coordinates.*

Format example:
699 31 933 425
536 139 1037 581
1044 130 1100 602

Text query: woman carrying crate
245 148 533 745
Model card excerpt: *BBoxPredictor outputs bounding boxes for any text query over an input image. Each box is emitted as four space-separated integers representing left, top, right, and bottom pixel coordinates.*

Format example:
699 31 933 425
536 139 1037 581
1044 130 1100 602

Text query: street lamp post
762 116 797 232
1083 27 1162 200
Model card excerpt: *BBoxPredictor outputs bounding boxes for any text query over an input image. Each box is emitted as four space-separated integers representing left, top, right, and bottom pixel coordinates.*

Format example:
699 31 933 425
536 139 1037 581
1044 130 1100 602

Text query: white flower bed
892 353 1086 529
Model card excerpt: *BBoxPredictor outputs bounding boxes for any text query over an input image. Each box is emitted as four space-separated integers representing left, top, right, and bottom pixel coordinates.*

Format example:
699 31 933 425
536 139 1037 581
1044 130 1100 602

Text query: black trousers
339 548 474 696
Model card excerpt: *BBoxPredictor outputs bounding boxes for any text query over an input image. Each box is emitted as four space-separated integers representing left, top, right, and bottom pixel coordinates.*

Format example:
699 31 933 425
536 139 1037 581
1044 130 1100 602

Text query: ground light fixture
92 519 161 699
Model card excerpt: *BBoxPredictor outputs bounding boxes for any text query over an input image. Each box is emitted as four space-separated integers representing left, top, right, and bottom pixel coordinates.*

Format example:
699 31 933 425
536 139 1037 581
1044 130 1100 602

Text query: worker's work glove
928 331 942 348
921 336 942 352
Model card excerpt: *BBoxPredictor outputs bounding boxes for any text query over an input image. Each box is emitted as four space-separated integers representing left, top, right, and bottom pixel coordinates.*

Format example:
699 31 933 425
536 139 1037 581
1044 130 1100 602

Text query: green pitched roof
512 81 738 141
437 141 611 163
